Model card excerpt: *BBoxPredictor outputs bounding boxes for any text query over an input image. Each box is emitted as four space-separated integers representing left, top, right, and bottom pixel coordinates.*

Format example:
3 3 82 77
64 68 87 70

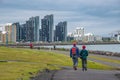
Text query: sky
0 0 120 36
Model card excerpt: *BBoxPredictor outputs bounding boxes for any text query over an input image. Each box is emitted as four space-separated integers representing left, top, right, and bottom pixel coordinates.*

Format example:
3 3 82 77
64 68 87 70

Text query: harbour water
41 44 120 53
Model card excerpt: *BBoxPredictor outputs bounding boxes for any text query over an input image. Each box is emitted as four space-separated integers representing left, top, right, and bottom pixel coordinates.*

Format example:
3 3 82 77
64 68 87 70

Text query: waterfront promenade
53 68 119 80
2 42 120 54
33 50 120 80
0 42 120 46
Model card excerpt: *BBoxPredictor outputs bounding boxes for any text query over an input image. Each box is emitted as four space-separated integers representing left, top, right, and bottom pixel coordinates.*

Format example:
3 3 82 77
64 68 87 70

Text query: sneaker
85 68 87 71
73 66 77 70
82 68 84 71
75 67 77 70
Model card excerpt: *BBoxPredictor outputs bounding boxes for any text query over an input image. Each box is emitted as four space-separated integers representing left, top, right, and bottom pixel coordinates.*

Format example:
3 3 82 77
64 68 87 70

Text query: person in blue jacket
70 42 79 70
80 45 88 71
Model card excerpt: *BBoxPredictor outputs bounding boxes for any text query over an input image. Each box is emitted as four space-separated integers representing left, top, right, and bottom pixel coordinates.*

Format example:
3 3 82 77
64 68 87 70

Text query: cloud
1 0 120 11
0 0 120 36
0 9 74 24
0 9 120 35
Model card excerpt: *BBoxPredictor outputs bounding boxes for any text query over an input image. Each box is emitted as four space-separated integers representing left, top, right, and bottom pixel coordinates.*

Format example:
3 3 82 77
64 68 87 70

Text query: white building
84 33 94 42
117 34 120 42
68 27 102 42
0 31 7 43
74 34 83 41
73 27 84 41
0 25 6 43
67 32 74 37
0 24 6 31
94 35 103 42
73 27 84 36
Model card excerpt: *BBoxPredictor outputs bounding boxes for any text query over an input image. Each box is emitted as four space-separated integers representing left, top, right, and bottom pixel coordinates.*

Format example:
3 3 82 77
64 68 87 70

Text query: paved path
53 67 120 80
40 50 120 80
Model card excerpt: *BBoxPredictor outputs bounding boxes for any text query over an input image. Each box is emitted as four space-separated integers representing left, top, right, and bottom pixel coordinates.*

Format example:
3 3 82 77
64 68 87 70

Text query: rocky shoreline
38 47 120 57
89 50 120 57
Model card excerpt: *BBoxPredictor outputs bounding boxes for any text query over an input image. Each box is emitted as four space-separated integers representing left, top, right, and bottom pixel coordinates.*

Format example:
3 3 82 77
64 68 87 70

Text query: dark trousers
81 59 87 70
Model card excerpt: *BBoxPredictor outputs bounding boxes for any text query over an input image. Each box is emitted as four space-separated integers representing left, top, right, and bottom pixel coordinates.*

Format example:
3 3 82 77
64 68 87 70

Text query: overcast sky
0 0 120 36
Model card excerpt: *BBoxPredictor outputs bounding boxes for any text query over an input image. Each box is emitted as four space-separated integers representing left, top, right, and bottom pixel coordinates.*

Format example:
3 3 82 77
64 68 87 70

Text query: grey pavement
40 50 120 80
53 67 120 80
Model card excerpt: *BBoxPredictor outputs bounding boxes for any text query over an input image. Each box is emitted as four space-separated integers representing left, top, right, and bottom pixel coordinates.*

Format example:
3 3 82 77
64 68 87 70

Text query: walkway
38 50 120 80
53 67 120 80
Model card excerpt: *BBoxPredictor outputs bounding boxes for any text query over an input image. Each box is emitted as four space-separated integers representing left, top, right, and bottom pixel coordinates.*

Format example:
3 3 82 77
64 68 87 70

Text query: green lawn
0 47 115 80
89 55 120 64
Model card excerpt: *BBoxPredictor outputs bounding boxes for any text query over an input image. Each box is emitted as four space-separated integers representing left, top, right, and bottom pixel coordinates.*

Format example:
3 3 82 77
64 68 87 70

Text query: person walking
70 42 79 70
80 45 88 71
29 42 33 49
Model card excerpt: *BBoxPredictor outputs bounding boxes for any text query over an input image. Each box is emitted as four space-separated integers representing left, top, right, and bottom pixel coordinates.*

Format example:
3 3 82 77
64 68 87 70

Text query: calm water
41 44 120 53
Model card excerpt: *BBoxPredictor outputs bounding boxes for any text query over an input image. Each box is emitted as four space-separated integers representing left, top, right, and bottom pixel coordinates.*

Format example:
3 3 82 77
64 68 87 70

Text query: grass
0 47 116 80
89 55 120 64
0 47 71 80
87 60 116 70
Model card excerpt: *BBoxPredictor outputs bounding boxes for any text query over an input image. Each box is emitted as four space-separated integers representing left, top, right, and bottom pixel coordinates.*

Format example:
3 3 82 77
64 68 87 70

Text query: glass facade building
29 16 39 42
55 21 67 42
41 14 54 42
21 16 39 42
12 22 22 42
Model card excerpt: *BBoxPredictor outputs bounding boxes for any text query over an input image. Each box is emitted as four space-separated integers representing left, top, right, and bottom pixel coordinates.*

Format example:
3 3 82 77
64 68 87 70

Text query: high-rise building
55 21 67 42
12 22 22 42
41 14 54 42
29 16 39 42
5 23 12 43
41 18 49 42
20 24 27 42
0 26 3 42
26 20 34 42
22 16 39 42
1 31 6 43
39 29 42 41
11 24 16 42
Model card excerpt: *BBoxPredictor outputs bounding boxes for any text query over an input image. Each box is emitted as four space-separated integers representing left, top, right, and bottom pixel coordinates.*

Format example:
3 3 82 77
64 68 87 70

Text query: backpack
71 47 76 55
71 47 78 59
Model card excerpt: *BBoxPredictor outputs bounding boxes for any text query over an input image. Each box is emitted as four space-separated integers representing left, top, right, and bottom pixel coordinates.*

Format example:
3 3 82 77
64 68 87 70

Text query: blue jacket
70 46 79 58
